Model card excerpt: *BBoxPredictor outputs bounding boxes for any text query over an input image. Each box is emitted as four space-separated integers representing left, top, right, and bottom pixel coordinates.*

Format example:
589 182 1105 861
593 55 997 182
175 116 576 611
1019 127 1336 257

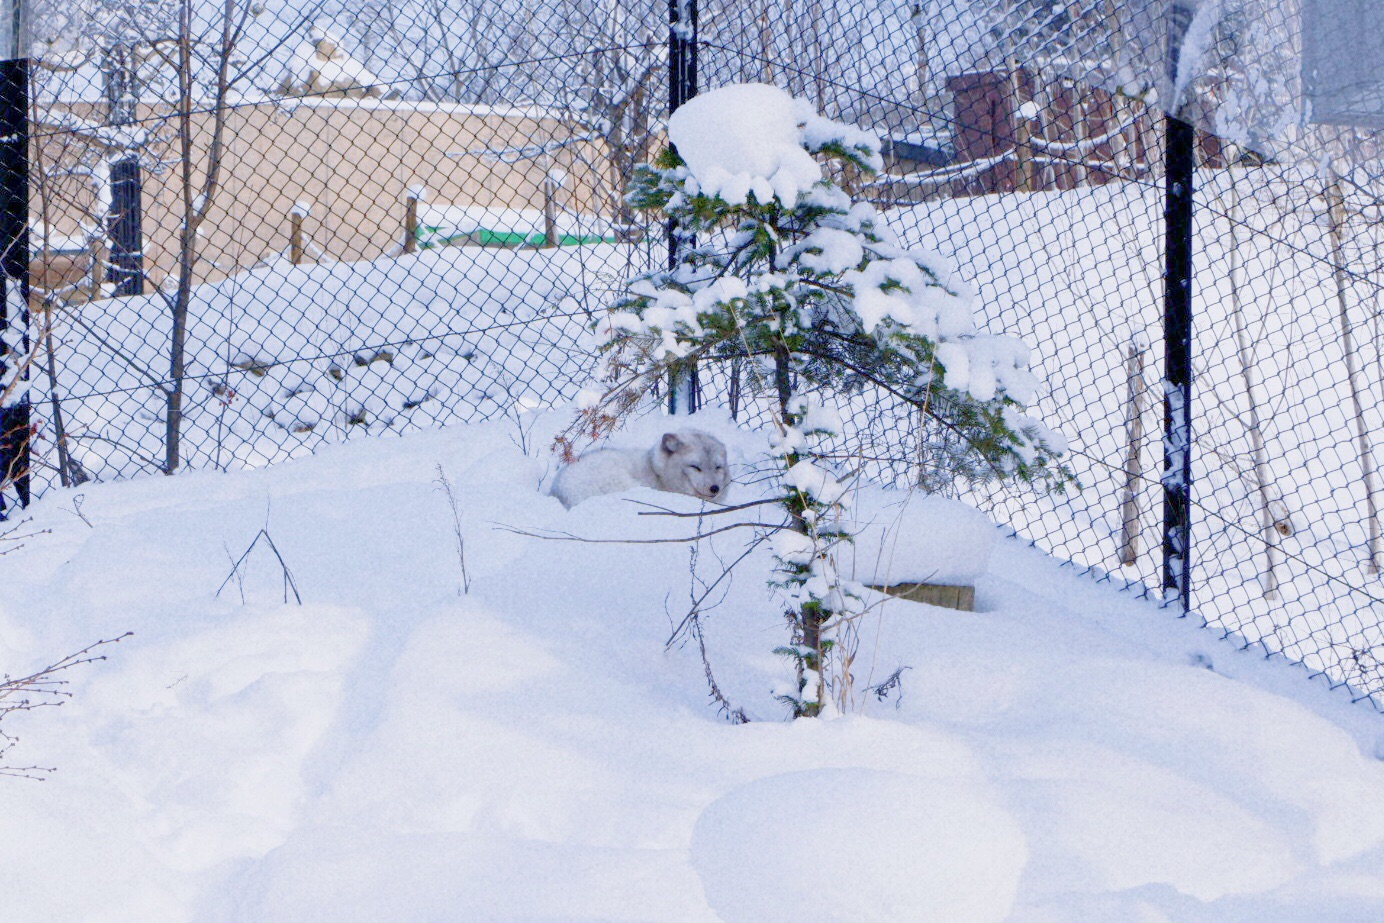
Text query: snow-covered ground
885 171 1384 699
3 413 1384 921
39 166 1384 703
46 243 637 479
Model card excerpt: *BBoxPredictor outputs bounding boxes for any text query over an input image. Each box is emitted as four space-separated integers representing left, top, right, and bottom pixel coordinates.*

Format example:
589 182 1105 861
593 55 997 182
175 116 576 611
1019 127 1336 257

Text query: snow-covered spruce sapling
593 83 1070 716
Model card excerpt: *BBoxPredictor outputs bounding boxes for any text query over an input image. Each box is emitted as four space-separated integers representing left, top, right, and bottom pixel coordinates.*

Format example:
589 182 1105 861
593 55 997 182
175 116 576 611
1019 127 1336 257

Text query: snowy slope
49 244 634 480
39 164 1384 707
875 173 1384 701
2 413 1383 921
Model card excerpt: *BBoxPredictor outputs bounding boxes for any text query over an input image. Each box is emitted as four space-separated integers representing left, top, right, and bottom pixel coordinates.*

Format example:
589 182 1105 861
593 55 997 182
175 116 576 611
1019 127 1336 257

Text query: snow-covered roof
282 26 382 99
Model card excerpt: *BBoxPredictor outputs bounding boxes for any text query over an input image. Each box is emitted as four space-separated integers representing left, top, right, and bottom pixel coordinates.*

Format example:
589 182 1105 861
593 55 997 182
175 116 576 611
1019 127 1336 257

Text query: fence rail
5 0 1384 708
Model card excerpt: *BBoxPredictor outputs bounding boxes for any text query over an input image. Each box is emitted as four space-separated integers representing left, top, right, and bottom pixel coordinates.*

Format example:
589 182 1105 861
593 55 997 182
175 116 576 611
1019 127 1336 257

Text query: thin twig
2 633 133 780
0 518 50 555
629 496 782 518
665 535 769 650
491 520 782 545
691 616 750 724
216 528 303 604
435 464 470 594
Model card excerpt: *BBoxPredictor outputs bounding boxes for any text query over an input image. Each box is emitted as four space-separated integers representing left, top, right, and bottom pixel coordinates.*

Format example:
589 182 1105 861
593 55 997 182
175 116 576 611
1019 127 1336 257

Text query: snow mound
690 767 1027 923
845 488 996 586
1001 738 1301 902
668 83 879 206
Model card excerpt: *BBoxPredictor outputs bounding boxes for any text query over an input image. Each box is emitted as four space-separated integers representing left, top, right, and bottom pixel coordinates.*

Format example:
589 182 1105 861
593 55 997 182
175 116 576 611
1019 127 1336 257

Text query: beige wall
33 98 617 294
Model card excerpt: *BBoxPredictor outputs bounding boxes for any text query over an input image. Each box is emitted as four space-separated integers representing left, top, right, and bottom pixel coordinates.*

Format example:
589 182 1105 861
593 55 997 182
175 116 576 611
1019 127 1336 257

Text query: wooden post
667 0 699 416
1119 335 1146 566
1072 88 1089 188
88 237 104 301
1162 3 1197 610
289 212 303 265
0 58 31 514
404 191 419 255
289 202 310 265
542 168 560 249
1010 62 1032 192
1326 169 1381 575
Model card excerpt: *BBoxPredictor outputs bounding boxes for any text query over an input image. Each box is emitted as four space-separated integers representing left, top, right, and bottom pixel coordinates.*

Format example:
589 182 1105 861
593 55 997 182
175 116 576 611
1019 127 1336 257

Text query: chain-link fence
21 0 669 488
6 0 1384 707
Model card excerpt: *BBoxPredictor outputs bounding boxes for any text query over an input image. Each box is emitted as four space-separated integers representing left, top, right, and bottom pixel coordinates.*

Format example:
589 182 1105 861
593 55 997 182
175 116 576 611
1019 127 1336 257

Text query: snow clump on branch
667 83 882 207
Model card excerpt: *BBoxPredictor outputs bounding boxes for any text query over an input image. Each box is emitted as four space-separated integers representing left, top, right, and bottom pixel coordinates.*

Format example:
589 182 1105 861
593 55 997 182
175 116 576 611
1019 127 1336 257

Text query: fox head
656 431 731 502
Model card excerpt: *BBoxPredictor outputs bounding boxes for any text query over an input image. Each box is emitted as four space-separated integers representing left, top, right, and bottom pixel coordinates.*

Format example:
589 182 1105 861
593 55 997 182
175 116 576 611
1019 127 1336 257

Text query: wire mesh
15 0 1384 706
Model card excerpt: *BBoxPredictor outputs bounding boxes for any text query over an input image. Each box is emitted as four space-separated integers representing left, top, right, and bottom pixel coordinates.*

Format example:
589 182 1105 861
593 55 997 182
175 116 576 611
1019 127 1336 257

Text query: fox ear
661 433 682 454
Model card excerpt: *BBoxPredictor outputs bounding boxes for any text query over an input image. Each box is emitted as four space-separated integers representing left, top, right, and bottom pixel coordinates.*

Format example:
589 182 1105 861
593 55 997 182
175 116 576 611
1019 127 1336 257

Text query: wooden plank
866 582 975 612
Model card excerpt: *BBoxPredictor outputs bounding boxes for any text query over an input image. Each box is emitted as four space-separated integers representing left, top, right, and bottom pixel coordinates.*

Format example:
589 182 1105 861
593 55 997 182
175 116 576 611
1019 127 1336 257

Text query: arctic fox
550 430 731 509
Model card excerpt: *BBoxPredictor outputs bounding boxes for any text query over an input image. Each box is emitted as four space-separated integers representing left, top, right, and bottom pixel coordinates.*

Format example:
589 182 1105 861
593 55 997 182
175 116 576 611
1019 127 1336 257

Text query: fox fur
550 430 731 509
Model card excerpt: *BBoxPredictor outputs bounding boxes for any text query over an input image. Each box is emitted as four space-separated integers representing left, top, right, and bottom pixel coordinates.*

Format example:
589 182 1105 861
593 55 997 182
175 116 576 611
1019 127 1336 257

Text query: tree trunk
166 14 195 475
728 356 742 421
1325 170 1380 574
774 339 823 714
542 171 558 249
1118 335 1145 566
166 0 239 475
913 1 930 106
774 340 792 418
758 2 774 83
1229 172 1279 597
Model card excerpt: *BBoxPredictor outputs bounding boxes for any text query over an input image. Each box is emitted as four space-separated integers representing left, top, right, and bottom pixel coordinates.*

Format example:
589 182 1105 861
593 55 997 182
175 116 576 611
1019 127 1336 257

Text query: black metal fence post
1163 2 1195 611
104 45 144 297
107 155 145 297
667 0 698 415
0 55 29 517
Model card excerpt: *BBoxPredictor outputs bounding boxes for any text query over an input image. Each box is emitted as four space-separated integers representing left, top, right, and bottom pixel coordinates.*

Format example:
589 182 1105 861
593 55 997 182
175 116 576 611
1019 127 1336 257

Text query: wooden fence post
1009 62 1033 192
88 237 104 300
404 188 421 255
289 202 308 265
542 169 560 248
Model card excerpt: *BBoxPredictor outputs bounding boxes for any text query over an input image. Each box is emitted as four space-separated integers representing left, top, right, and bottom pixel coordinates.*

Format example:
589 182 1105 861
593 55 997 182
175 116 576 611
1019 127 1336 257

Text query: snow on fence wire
9 0 1384 707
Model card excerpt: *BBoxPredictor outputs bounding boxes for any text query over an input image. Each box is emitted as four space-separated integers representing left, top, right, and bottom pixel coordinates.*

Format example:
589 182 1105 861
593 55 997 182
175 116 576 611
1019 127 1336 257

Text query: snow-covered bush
593 83 1070 716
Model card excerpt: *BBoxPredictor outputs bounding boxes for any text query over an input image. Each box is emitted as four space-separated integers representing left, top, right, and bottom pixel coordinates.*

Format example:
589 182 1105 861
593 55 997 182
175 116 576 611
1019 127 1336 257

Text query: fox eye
689 464 702 472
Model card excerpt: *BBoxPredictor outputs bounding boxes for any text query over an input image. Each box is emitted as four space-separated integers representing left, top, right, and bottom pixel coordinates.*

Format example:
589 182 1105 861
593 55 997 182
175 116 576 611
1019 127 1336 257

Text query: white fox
550 430 732 509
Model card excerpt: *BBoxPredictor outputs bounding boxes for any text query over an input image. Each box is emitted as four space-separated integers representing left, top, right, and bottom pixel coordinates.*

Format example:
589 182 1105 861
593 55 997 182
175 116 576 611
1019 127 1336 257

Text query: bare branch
629 496 784 518
490 520 783 545
2 633 133 780
216 528 303 604
665 535 768 650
